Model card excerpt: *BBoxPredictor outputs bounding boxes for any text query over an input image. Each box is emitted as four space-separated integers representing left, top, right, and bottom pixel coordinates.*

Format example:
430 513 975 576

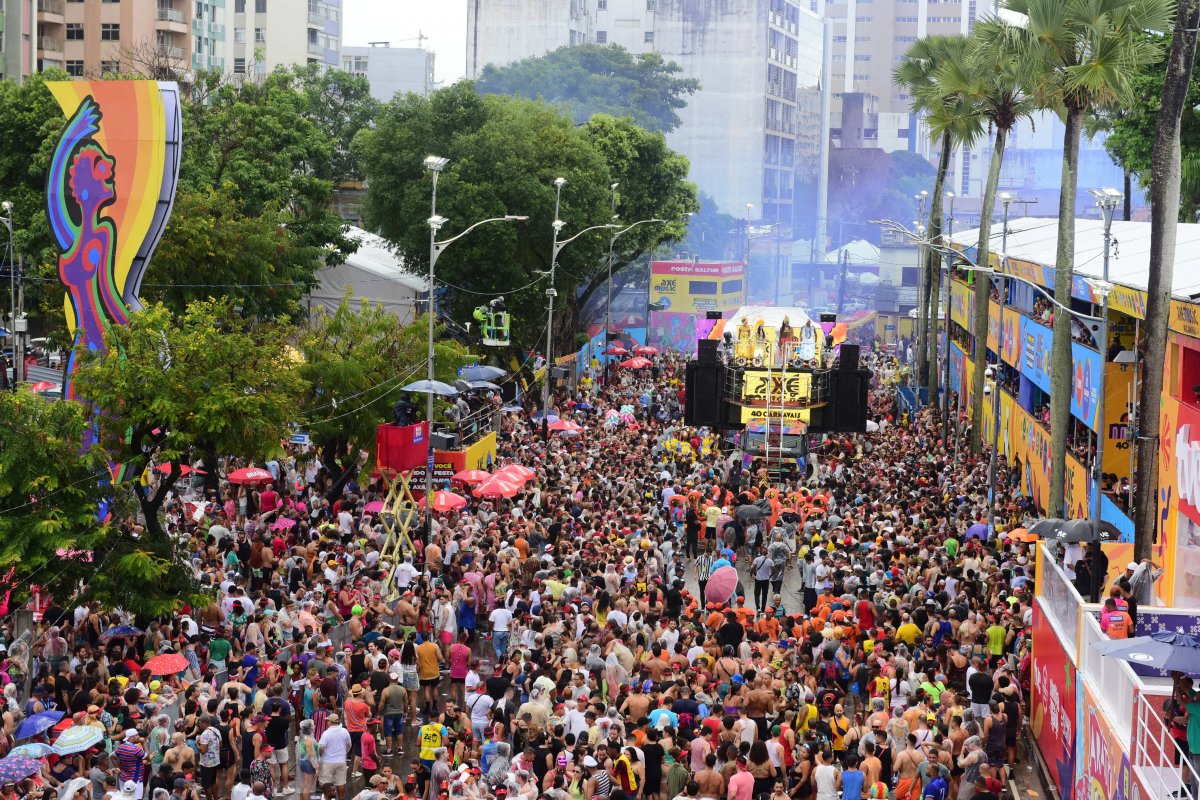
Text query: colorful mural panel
1031 600 1077 796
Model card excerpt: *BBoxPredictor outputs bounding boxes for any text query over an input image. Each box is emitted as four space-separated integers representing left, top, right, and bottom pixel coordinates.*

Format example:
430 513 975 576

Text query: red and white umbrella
226 467 274 485
496 464 535 482
28 381 58 394
473 476 523 499
452 469 492 485
421 491 469 513
549 419 583 433
619 357 652 369
156 463 205 476
633 345 659 356
604 345 628 356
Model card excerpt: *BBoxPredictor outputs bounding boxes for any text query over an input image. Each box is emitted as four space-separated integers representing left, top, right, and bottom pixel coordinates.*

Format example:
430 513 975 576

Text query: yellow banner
740 406 812 423
1171 300 1200 339
740 370 814 404
1101 364 1134 484
950 280 971 329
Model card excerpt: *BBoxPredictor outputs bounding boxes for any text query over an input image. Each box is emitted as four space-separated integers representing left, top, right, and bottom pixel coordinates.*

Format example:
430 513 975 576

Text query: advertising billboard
1031 600 1077 796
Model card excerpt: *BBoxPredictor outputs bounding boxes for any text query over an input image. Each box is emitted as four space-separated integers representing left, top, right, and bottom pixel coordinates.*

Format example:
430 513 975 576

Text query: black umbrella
1052 518 1118 544
735 504 767 521
1029 518 1067 538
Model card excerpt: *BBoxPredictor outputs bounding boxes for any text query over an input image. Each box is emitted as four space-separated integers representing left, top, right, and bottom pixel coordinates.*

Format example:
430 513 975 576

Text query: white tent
726 305 817 328
306 226 427 323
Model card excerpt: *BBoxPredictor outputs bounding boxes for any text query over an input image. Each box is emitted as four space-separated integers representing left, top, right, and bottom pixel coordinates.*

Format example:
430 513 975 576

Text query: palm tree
894 36 982 398
978 0 1172 517
939 30 1034 453
1135 0 1200 559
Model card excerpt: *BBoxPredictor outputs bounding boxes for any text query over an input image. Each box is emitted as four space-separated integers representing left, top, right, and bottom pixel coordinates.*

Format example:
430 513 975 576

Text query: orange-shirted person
756 613 780 640
1100 597 1134 639
513 534 530 561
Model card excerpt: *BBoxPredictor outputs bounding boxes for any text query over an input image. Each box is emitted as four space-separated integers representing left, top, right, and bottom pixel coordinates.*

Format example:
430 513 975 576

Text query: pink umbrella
496 464 535 482
619 357 652 369
227 467 274 485
604 345 628 356
270 517 296 530
633 345 659 356
452 469 492 485
549 419 583 433
363 500 385 513
28 381 58 393
704 565 739 604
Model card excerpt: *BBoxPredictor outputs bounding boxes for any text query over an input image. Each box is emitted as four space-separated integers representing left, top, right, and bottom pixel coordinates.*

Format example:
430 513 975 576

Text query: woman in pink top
360 718 380 781
448 632 473 707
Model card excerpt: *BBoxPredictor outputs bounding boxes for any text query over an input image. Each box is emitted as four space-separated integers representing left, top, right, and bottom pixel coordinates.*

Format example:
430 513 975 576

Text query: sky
342 0 469 85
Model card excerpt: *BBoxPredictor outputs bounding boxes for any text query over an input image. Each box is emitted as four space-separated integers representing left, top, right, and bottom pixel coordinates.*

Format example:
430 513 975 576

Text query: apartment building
229 0 340 77
466 0 828 229
342 42 436 102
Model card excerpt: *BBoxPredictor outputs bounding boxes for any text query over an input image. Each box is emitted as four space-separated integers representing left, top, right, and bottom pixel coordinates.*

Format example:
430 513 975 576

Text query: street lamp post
942 191 955 444
999 192 1012 253
423 154 527 536
1088 187 1122 602
542 176 616 439
1 201 14 389
604 216 666 386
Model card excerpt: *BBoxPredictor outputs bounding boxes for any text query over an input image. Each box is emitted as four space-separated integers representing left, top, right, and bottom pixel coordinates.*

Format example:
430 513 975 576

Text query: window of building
855 15 872 22
101 23 120 41
255 0 266 11
644 31 654 43
896 16 918 22
234 57 246 73
595 30 607 43
195 35 203 52
66 60 84 76
255 27 265 43
854 54 871 60
66 23 83 40
597 0 606 7
234 0 244 11
67 0 83 3
895 35 915 41
855 35 870 41
832 34 846 42
832 54 846 61
101 59 119 72
646 0 655 9
101 0 119 3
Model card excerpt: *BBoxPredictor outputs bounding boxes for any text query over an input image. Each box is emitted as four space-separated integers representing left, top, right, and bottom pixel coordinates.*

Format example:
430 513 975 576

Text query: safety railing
1078 607 1138 743
1036 543 1083 662
1132 691 1200 800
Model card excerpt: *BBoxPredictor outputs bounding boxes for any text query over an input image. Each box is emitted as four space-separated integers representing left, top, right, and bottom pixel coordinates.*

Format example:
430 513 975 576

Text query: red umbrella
452 469 492 485
473 476 523 499
28 381 58 394
422 491 468 513
226 467 274 485
143 652 190 675
633 345 659 356
548 419 583 433
496 464 535 482
604 345 628 356
619 357 652 369
155 464 205 476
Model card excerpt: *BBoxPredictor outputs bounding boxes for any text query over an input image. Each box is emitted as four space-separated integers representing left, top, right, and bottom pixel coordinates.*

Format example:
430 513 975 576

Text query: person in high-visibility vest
417 712 447 769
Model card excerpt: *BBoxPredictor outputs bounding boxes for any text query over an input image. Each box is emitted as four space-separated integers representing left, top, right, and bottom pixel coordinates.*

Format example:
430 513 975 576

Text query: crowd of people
0 346 1050 800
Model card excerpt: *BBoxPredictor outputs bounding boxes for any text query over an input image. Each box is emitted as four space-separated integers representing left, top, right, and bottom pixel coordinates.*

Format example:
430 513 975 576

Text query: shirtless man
694 754 724 800
892 734 928 800
861 741 882 787
643 646 670 681
744 675 778 741
620 681 651 722
395 592 419 641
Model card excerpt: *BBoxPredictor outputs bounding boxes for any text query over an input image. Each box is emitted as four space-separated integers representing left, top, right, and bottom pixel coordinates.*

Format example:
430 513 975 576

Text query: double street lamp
423 155 527 533
543 176 617 438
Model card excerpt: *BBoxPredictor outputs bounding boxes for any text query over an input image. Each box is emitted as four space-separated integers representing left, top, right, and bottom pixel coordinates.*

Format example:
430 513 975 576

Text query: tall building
230 0 341 77
1 0 36 82
465 0 828 231
342 42 436 101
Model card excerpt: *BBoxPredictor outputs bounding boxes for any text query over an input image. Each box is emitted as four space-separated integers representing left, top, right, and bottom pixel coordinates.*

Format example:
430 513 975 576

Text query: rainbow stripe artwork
45 80 182 401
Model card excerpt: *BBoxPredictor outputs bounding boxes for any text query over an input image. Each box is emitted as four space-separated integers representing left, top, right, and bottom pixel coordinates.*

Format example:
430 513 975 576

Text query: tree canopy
356 83 696 352
475 45 699 133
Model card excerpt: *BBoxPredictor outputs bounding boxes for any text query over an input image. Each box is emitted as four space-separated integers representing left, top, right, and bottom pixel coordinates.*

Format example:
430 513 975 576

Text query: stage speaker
819 313 838 323
840 344 860 372
685 361 723 427
830 371 869 432
550 366 570 380
697 338 718 366
430 431 460 450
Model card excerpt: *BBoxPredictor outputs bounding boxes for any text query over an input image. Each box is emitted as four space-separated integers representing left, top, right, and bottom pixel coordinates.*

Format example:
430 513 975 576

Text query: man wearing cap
318 714 351 800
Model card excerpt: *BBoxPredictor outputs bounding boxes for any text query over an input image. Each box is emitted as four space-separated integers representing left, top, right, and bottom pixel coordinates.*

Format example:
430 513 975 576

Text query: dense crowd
1 346 1057 800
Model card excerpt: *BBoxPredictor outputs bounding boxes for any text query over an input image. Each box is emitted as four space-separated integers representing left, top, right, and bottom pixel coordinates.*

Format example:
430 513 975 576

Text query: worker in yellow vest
418 712 447 769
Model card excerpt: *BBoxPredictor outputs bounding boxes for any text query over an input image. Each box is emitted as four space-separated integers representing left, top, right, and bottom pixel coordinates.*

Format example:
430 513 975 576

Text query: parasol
226 467 274 485
704 566 739 604
143 652 190 675
400 379 459 397
0 756 43 782
619 357 652 369
604 345 629 356
100 625 144 641
269 517 296 531
1093 631 1200 673
51 726 105 755
496 464 535 482
459 365 507 382
548 419 583 433
632 345 658 356
156 464 205 476
9 744 53 758
473 476 523 499
424 491 468 513
452 470 491 485
965 523 989 540
363 500 385 513
15 710 64 740
1006 527 1038 543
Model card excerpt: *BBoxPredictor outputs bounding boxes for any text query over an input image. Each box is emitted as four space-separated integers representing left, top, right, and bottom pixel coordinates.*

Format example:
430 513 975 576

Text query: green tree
980 0 1172 516
475 45 700 133
944 28 1034 453
0 389 115 606
297 298 476 499
357 83 693 353
71 299 306 538
895 35 983 398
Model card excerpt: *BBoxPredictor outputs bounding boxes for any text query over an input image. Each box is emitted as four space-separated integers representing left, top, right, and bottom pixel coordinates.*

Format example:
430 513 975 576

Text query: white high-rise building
466 0 828 228
230 0 342 78
342 42 436 101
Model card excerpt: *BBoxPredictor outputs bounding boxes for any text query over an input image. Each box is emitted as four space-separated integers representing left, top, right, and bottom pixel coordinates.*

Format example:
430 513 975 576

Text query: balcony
157 7 184 22
38 36 63 53
308 12 324 26
156 45 184 59
37 0 64 22
307 42 323 55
